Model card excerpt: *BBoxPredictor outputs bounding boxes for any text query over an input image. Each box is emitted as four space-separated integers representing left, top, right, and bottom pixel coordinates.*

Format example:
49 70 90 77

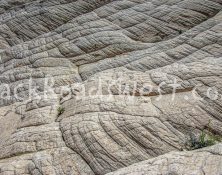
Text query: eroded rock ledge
0 0 222 174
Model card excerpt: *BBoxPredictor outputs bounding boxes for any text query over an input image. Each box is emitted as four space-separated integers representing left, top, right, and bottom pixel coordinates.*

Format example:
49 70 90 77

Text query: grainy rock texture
0 0 222 174
107 144 222 175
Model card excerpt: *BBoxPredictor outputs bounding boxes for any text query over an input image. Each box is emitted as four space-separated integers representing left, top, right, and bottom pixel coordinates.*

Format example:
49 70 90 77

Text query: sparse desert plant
57 106 65 117
186 132 216 150
185 121 221 150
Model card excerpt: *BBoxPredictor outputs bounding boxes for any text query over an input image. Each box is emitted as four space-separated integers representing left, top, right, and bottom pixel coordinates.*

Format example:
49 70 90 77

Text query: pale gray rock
106 143 222 175
0 0 222 175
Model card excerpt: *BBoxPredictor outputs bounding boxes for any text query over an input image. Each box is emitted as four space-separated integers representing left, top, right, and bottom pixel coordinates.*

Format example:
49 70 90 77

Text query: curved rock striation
107 143 222 175
0 0 222 174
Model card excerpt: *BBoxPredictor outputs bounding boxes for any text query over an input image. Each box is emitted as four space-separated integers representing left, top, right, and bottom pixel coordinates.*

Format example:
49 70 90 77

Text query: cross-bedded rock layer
0 0 222 174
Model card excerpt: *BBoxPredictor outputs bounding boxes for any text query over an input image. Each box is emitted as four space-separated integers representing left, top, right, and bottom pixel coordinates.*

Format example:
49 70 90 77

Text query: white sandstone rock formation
0 0 222 174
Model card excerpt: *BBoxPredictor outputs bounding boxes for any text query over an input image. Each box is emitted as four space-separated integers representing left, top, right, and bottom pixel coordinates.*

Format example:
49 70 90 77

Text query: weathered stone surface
107 143 222 175
0 0 222 174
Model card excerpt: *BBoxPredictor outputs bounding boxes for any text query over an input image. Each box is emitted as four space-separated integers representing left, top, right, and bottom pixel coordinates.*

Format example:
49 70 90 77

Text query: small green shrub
57 106 65 116
185 124 221 151
186 132 215 150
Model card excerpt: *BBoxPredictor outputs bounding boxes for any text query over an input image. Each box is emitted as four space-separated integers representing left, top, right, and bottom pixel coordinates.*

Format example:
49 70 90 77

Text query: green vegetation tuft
185 120 221 150
57 106 65 117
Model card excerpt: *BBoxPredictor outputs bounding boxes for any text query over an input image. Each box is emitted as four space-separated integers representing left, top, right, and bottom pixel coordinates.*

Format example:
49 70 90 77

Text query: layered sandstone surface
0 0 222 174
